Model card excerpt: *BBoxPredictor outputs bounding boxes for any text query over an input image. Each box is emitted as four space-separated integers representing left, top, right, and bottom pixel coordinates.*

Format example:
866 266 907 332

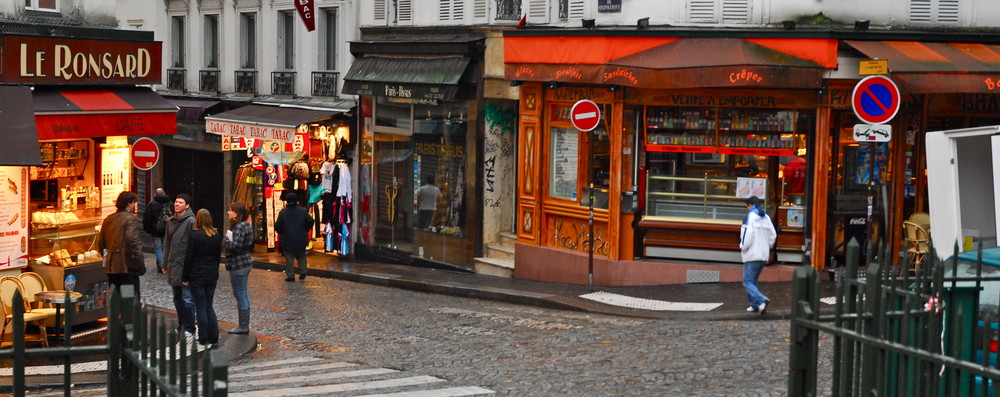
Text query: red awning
33 87 178 140
504 36 837 89
846 41 1000 93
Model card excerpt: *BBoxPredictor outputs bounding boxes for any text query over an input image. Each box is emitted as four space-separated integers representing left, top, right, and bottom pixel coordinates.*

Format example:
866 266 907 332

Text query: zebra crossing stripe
247 368 397 385
230 375 446 397
231 356 328 371
229 361 358 379
355 386 497 396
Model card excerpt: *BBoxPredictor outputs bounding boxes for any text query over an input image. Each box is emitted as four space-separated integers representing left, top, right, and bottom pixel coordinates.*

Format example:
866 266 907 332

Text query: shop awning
342 56 471 101
167 99 221 123
504 36 837 89
846 40 1000 93
33 87 178 140
205 104 345 143
0 86 42 166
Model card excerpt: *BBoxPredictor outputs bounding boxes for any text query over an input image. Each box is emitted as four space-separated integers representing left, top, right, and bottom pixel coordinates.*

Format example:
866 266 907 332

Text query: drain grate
579 291 722 312
686 270 721 284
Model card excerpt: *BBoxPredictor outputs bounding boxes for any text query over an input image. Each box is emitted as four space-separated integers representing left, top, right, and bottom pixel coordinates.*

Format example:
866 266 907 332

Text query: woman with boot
183 209 222 348
224 202 253 334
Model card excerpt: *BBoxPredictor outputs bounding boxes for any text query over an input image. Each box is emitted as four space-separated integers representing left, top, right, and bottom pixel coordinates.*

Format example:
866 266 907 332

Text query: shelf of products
644 107 801 156
645 108 717 153
31 140 89 180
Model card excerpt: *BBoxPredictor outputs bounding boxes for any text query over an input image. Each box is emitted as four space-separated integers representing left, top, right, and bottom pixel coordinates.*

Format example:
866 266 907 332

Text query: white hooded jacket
740 205 777 263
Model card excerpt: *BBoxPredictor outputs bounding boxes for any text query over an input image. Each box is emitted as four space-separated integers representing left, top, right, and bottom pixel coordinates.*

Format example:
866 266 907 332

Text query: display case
646 172 757 221
645 107 717 153
29 207 104 260
717 109 798 157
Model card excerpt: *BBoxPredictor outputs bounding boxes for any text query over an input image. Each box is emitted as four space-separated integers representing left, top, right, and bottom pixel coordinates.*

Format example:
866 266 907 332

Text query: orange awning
504 37 837 90
846 41 1000 93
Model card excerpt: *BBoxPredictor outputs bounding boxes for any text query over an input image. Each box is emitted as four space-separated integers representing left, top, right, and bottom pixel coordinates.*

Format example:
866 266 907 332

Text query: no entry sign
131 137 160 171
852 75 900 125
570 100 602 132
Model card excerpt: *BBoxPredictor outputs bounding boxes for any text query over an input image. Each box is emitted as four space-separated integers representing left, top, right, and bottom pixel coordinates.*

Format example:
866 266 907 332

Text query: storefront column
811 106 832 270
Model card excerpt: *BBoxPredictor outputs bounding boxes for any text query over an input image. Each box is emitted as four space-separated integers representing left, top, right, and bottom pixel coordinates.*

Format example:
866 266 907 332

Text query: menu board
0 167 29 270
549 127 579 200
101 146 131 218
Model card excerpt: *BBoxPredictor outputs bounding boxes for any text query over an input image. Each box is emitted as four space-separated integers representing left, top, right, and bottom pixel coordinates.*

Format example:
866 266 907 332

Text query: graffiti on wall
483 102 517 242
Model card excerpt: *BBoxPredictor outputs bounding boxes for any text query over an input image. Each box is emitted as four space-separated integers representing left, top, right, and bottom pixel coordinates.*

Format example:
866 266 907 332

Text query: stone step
498 232 517 247
473 256 514 278
484 243 514 261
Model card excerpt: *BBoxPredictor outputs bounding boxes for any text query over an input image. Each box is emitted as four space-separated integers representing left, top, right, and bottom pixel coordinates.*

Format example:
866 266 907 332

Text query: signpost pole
588 183 595 291
866 142 875 263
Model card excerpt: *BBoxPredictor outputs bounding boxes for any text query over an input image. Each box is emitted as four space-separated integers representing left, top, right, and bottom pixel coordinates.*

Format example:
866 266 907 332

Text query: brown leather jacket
98 209 145 275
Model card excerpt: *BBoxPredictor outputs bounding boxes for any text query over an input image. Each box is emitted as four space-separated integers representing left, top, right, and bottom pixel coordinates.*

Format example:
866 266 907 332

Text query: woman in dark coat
183 209 222 347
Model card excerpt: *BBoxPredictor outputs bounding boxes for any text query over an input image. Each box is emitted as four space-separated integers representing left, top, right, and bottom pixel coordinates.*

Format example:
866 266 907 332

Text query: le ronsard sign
1 36 162 84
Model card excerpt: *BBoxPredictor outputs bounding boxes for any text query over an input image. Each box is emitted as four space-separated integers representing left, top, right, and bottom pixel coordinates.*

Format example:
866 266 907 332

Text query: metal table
35 290 83 343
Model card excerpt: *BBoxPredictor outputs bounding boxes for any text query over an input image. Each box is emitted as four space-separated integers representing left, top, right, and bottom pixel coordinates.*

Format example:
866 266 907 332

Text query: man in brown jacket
98 191 146 299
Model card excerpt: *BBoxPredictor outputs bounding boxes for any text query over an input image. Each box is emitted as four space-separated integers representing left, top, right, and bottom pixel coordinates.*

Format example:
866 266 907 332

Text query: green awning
342 56 471 101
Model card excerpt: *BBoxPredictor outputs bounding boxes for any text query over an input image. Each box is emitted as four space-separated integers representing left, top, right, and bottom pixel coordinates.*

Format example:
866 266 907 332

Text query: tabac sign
1 36 162 84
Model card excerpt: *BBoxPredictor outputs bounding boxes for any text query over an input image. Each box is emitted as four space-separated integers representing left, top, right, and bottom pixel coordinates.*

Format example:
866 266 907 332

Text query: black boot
229 309 250 335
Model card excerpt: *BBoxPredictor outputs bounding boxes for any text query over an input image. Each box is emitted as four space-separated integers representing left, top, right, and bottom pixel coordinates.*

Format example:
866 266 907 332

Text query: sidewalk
251 250 838 321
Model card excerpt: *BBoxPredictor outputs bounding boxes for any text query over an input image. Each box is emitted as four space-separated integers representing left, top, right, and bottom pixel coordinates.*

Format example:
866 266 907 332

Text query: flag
294 0 316 31
515 14 527 29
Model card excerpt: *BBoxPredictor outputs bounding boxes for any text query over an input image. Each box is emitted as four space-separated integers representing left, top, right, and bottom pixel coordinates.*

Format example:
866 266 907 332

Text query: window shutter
567 0 584 19
721 0 749 22
373 0 387 24
689 0 716 22
397 0 413 23
473 0 487 20
526 0 549 24
910 0 959 24
453 0 466 21
440 0 452 20
938 0 959 23
909 0 931 22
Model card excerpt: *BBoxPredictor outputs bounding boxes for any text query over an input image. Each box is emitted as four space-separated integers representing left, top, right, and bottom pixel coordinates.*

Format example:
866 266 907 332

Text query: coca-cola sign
1 36 162 84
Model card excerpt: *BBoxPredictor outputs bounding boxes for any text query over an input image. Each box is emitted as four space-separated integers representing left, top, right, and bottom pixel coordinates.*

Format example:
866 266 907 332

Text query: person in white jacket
740 196 777 316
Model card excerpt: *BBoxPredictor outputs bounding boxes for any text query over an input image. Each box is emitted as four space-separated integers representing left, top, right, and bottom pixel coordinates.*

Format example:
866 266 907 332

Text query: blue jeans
171 286 196 334
229 270 250 310
743 260 768 308
189 282 219 344
284 249 308 278
152 237 163 271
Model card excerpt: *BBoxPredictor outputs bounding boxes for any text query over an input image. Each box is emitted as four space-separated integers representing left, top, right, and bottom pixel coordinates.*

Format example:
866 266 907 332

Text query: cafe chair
903 221 931 273
18 272 63 328
0 276 51 347
909 212 931 231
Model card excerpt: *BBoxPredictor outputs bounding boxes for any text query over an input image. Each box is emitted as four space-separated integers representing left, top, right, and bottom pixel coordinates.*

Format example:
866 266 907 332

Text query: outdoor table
35 290 84 343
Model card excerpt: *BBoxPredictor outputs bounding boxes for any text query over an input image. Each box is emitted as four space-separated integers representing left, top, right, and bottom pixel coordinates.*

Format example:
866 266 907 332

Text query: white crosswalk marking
228 355 495 396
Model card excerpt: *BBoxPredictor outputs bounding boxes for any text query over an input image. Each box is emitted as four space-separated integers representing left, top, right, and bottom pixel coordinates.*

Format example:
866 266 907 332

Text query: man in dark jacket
163 193 197 336
142 188 172 273
98 191 146 299
274 192 314 282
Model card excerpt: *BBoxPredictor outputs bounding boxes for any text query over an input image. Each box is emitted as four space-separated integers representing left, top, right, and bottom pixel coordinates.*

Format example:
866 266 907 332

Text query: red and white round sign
131 137 160 171
570 100 602 132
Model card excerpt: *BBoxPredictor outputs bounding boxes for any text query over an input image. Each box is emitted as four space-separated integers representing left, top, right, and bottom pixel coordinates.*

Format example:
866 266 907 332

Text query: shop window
643 106 811 223
203 14 220 69
24 0 57 11
320 8 338 70
170 16 186 68
412 103 468 237
277 11 295 70
239 12 257 69
546 102 610 209
374 98 413 134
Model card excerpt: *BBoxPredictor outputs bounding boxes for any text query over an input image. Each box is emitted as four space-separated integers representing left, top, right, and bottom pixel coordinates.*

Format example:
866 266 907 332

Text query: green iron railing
790 239 1000 396
0 284 227 397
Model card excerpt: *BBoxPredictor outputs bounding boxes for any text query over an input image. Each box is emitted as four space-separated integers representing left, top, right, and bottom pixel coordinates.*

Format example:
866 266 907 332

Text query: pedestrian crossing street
27 355 495 397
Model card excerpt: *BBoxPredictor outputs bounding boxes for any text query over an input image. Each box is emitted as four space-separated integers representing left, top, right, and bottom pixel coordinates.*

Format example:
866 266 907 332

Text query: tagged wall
482 100 517 245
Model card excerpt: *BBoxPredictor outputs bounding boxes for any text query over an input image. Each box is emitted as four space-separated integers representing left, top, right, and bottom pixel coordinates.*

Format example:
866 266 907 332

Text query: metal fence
790 239 1000 396
1 285 227 397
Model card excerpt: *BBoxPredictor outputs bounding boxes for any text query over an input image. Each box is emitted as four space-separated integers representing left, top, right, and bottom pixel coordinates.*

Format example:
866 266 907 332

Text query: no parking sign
852 75 900 125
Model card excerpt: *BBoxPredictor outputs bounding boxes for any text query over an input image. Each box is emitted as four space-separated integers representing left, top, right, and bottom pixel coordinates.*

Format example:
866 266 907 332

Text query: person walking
97 191 146 299
223 202 253 334
740 196 777 316
163 193 197 336
142 188 172 273
183 209 222 348
274 192 314 282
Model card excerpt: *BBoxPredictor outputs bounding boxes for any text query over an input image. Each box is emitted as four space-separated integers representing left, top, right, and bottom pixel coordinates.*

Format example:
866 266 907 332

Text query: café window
644 106 811 222
547 102 610 209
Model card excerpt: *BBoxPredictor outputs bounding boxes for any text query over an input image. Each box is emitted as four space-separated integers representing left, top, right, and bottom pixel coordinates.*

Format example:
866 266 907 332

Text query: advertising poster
0 167 30 270
101 146 131 218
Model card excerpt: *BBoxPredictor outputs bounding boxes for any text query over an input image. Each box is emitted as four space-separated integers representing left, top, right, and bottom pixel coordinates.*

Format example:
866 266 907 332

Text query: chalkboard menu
550 127 579 200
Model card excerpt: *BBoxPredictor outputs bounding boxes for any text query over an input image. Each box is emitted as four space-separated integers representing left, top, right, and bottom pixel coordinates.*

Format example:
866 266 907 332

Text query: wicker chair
0 276 51 347
902 221 931 273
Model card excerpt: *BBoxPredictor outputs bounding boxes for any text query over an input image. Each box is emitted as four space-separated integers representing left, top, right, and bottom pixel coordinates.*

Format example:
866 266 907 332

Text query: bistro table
35 290 84 343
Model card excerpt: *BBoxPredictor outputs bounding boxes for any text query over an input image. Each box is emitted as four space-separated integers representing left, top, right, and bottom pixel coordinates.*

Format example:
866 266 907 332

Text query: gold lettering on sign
50 45 151 80
986 77 998 91
555 67 583 80
515 66 536 79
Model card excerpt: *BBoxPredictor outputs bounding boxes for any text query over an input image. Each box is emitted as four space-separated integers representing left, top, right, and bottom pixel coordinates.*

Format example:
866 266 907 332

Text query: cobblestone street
133 256 834 396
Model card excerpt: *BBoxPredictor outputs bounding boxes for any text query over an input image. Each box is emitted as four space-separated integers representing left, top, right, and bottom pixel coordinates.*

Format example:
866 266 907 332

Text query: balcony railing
167 68 186 91
235 70 257 95
200 70 220 93
311 71 340 97
272 71 296 96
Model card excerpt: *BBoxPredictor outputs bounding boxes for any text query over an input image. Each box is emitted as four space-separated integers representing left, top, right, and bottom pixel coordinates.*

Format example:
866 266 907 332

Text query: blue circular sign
852 75 900 125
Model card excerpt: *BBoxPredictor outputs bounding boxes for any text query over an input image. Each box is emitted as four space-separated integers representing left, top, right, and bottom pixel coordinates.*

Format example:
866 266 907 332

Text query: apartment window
240 13 257 69
25 0 57 10
204 15 220 68
321 9 337 70
277 11 295 69
171 16 186 68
